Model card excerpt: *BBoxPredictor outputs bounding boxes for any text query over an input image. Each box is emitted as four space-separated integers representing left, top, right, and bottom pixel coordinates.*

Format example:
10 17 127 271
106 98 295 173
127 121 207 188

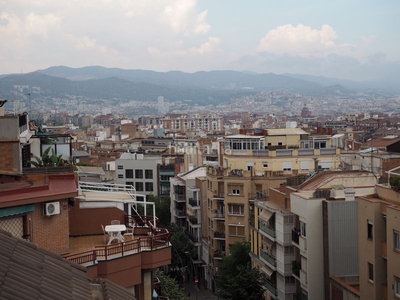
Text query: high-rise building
157 96 165 114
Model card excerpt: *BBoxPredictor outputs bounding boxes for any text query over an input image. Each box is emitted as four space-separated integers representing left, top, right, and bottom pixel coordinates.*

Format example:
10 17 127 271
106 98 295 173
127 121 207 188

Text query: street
183 283 218 300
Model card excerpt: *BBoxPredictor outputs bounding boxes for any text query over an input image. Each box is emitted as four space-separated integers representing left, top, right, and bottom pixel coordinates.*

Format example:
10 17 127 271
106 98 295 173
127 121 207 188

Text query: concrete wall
357 198 384 300
386 205 400 300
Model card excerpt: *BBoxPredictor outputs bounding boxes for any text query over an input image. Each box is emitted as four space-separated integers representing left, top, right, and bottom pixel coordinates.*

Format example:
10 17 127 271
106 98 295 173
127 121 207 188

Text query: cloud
148 37 220 56
256 24 339 56
163 0 210 34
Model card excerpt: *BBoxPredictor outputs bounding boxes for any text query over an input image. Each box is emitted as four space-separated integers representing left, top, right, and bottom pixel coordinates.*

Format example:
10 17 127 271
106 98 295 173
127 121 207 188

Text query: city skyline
1 1 399 81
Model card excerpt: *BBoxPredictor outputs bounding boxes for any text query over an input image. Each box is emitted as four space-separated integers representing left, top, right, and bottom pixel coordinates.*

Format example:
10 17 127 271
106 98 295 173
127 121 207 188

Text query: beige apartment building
357 184 400 300
202 128 342 293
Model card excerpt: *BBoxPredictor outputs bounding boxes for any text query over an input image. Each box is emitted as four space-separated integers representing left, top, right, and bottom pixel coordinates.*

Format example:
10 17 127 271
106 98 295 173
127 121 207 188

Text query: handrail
64 231 170 265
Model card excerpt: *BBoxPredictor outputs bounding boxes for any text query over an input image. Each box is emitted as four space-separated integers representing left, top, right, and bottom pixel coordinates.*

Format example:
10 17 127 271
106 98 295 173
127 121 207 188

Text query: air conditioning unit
44 202 61 216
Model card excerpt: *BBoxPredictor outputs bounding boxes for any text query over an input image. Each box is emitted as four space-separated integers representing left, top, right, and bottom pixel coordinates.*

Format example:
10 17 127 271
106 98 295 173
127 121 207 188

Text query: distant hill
0 66 371 105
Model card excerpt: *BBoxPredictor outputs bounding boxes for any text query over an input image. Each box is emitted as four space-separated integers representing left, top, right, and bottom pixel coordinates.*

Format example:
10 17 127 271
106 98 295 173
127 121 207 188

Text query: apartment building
160 114 223 132
115 153 161 201
290 171 377 300
202 128 341 293
169 167 206 283
357 183 400 300
250 187 296 300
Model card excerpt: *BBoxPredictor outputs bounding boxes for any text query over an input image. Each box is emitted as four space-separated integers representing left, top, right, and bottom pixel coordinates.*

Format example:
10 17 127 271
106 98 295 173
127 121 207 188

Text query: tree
216 241 265 300
155 270 189 300
167 223 195 270
147 195 171 227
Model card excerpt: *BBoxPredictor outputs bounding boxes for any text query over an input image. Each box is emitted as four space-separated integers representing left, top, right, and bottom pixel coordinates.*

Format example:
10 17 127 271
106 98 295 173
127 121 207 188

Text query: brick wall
0 142 19 172
31 200 70 255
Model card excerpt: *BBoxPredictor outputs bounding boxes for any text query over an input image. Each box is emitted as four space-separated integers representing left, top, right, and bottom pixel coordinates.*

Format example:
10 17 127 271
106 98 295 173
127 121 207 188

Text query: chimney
0 99 7 117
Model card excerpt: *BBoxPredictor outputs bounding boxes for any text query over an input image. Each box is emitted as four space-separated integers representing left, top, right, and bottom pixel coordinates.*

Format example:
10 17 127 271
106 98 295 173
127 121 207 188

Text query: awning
0 204 35 218
259 209 273 222
262 237 274 248
262 266 274 277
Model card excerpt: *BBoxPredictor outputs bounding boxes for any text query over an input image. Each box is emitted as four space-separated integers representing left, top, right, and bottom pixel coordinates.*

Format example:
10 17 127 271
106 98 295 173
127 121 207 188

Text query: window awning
262 237 274 248
259 209 273 222
0 204 35 218
262 266 274 277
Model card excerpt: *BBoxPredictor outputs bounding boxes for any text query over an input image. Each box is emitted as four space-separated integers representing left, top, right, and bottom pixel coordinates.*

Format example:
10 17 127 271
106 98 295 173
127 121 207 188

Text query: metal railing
188 198 200 207
264 279 277 296
260 249 277 267
64 231 170 265
259 222 276 238
214 231 225 239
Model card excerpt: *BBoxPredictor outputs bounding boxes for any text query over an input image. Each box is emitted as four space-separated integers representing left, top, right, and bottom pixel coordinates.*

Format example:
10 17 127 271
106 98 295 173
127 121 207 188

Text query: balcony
259 222 276 238
292 260 301 278
188 198 200 207
214 231 226 239
213 211 225 219
264 278 277 296
213 192 224 199
189 216 199 225
173 193 185 202
260 249 277 267
320 148 337 155
292 229 300 244
300 269 307 286
299 236 307 254
174 209 186 218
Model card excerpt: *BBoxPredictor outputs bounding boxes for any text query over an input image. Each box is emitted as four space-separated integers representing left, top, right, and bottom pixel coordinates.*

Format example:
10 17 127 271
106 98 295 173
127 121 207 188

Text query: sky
0 0 399 81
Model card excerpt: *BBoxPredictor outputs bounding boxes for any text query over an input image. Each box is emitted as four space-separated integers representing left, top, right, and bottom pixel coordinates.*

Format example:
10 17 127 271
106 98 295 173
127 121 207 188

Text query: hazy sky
1 0 399 81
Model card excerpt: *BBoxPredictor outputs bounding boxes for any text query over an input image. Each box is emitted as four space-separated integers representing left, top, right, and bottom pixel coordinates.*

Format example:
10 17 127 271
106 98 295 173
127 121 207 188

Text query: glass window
135 182 144 191
368 220 373 240
368 262 374 282
394 230 400 250
118 174 123 178
395 277 400 296
117 165 123 169
125 169 134 178
145 169 153 179
145 182 153 192
135 169 143 179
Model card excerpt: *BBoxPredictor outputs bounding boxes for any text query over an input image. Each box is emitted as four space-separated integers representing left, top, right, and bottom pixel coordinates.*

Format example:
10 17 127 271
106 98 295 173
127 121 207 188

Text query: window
368 220 373 240
125 169 134 178
145 169 153 179
229 184 242 195
278 142 282 146
262 162 268 169
300 161 310 171
118 174 124 178
135 182 144 191
135 169 143 179
228 204 244 216
394 230 400 251
117 165 123 169
368 262 374 282
145 182 153 192
228 225 245 236
282 161 292 172
126 182 134 187
300 221 306 237
395 277 400 296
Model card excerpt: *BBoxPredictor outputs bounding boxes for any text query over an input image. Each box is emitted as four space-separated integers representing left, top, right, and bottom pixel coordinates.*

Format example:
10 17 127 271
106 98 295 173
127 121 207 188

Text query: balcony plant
29 146 71 167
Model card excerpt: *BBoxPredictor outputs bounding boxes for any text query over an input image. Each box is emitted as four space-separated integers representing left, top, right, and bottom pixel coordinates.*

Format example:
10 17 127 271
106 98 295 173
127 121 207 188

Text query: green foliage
216 241 265 300
146 195 171 227
167 223 195 269
390 177 400 192
29 146 71 167
155 270 189 300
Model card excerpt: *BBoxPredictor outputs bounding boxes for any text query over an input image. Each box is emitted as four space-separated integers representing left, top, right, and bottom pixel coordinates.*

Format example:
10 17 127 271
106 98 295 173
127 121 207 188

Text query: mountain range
0 66 396 106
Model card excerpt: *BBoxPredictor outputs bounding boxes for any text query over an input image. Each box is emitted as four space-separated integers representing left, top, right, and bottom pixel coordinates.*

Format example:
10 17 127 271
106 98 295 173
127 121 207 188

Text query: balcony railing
189 216 199 225
174 193 185 201
214 231 226 239
188 198 200 207
260 249 277 267
320 148 336 155
264 279 277 296
292 260 301 278
259 222 276 238
23 166 75 174
174 209 186 217
63 233 170 265
292 229 300 244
